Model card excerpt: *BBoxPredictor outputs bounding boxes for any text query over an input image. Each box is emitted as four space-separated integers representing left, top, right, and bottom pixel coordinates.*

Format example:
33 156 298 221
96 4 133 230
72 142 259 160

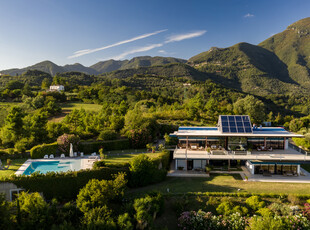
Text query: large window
267 138 284 149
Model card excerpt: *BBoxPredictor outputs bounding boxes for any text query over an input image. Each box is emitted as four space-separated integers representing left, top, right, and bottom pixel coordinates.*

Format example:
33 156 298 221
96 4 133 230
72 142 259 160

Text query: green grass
0 158 27 179
129 174 310 196
60 102 102 112
103 151 161 164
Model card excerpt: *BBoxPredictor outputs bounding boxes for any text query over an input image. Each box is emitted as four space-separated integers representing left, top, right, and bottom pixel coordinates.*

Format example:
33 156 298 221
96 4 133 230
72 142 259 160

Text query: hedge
8 166 129 200
30 142 58 159
78 139 130 154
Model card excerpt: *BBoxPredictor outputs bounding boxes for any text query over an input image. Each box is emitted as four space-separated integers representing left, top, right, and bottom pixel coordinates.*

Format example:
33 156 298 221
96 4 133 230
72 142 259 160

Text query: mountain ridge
0 56 186 77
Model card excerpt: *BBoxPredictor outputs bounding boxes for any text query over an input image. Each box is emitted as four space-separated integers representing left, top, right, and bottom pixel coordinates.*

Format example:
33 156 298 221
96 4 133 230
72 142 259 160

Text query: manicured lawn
103 151 161 164
0 158 27 179
129 174 310 196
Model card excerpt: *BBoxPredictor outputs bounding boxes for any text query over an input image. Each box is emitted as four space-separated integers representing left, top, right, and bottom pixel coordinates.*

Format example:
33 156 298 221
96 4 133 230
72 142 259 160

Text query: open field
60 102 102 112
129 174 310 196
49 102 102 122
0 158 27 179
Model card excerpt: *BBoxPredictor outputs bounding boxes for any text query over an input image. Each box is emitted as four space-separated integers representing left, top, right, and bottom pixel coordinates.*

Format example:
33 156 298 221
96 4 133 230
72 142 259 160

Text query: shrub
178 210 230 230
247 215 285 230
129 154 157 187
133 193 164 230
78 139 130 154
245 196 265 211
81 206 117 230
128 154 168 187
14 138 28 153
228 212 248 230
216 201 234 216
268 203 291 216
57 134 80 154
16 192 48 229
283 214 310 229
30 142 58 159
287 194 300 205
93 160 106 169
76 172 127 213
232 205 249 216
256 207 273 217
117 213 133 230
97 130 118 141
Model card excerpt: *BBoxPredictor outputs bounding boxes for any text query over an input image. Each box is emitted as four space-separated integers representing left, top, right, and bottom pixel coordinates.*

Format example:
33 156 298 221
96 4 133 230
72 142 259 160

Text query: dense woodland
0 69 310 152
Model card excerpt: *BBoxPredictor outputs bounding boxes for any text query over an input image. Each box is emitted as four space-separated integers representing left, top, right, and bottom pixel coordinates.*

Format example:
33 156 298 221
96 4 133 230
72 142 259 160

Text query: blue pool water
23 160 82 175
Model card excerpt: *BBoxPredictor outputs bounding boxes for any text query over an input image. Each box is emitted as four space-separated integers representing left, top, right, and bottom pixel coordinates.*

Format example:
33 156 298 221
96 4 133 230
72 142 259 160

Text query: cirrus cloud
165 30 207 43
68 29 167 59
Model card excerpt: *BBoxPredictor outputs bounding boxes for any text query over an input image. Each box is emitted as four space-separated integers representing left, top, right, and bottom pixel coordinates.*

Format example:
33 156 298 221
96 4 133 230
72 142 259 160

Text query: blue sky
0 0 309 70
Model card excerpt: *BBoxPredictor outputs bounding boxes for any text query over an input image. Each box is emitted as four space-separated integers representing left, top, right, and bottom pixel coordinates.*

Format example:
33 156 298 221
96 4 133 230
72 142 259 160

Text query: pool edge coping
15 157 93 175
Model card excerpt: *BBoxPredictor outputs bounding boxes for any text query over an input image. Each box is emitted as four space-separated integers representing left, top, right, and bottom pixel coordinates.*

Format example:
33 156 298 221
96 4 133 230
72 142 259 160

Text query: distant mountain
259 17 310 88
90 56 186 74
101 63 209 81
188 42 305 95
0 56 186 76
0 70 52 87
63 63 98 75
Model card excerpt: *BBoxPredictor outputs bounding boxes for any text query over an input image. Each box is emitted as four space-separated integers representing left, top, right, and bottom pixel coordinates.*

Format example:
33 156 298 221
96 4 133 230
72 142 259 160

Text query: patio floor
168 160 310 183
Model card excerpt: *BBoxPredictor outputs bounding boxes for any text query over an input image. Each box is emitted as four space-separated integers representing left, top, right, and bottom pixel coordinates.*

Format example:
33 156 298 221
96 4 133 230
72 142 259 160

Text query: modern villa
170 115 307 176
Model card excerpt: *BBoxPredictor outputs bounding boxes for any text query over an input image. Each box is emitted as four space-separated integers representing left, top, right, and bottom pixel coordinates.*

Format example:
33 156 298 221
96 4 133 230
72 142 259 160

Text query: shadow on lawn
127 174 244 197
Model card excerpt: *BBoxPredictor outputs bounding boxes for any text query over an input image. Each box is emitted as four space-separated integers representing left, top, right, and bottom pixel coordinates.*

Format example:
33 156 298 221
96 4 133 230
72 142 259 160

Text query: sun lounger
91 152 97 156
89 156 99 160
60 154 65 158
44 155 48 159
49 154 54 159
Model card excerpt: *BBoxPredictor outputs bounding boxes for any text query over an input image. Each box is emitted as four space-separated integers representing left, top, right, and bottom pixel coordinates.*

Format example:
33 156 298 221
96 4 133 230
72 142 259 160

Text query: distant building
49 85 64 92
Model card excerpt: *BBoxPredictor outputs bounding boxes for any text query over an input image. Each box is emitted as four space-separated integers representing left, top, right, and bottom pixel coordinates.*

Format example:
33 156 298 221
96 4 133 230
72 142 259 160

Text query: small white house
49 85 64 92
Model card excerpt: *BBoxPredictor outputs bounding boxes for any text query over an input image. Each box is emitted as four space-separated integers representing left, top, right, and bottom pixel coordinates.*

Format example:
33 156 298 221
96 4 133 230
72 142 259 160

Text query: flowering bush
178 210 233 230
57 133 80 154
228 212 247 230
303 203 310 220
283 214 310 229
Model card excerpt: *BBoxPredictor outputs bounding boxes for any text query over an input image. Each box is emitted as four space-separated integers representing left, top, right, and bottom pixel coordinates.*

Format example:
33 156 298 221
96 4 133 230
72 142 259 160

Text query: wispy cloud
244 13 254 18
107 30 207 60
165 30 206 43
109 43 163 60
68 29 167 59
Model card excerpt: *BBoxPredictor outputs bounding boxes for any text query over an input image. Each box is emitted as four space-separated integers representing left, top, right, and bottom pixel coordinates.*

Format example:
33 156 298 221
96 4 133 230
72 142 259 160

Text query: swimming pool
22 159 85 175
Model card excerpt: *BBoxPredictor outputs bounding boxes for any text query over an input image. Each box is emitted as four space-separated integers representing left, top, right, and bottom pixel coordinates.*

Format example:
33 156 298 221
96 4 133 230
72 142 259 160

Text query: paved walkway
167 160 310 183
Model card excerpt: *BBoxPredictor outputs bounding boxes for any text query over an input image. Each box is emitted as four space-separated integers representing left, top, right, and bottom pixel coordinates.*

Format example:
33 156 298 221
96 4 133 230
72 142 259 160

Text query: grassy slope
48 102 102 122
189 42 304 95
259 17 310 88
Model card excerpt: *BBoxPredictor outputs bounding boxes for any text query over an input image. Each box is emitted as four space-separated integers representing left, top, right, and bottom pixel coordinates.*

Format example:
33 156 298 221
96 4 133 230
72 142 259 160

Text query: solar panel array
220 115 252 133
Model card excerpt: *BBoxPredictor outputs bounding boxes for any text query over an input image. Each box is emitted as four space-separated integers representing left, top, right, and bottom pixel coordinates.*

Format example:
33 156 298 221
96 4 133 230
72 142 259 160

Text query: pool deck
15 156 96 176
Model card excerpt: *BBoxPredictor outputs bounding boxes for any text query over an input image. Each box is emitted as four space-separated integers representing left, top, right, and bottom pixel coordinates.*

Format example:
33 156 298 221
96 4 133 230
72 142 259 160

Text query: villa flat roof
172 126 304 138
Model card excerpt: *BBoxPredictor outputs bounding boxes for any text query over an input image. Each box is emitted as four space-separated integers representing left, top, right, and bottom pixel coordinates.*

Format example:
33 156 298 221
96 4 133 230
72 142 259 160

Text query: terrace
173 146 310 161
